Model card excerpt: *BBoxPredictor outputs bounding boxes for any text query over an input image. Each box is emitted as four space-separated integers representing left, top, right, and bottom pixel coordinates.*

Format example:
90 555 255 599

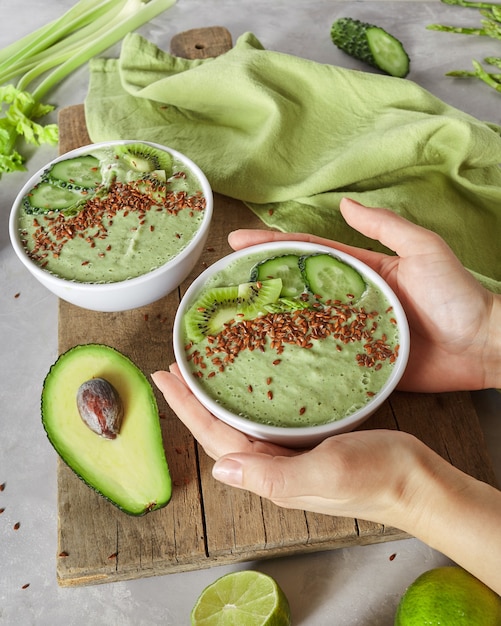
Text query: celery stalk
0 0 176 176
0 0 117 73
34 0 175 101
0 4 125 86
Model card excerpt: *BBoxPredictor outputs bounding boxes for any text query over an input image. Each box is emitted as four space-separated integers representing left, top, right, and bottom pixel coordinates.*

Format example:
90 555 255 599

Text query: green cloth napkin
85 32 501 292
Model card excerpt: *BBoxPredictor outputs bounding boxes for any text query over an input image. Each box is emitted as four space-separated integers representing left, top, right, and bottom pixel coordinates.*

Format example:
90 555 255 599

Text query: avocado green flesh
42 344 171 515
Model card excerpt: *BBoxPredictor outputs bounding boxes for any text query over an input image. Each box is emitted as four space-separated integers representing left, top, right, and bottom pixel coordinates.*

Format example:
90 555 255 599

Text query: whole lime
395 566 501 626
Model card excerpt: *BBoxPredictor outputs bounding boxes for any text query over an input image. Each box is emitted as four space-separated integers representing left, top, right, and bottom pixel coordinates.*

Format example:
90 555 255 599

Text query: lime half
191 570 291 626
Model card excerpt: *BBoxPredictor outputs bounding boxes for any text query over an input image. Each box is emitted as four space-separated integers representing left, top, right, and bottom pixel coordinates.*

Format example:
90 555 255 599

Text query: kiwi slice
184 279 283 343
237 278 283 319
116 143 173 176
185 285 239 343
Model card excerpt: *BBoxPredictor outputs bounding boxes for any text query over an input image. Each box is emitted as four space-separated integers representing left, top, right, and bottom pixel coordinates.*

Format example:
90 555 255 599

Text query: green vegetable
427 0 501 93
46 154 101 189
250 254 305 297
22 181 89 214
330 17 410 78
0 0 176 177
299 253 366 303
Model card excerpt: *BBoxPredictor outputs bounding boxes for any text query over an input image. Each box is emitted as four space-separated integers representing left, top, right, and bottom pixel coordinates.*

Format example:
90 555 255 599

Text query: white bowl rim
173 240 410 439
9 139 213 292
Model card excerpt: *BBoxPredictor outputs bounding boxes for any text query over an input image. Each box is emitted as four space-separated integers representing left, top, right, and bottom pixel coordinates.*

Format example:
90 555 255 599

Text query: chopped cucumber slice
250 254 305 297
22 182 89 214
45 154 102 190
366 27 410 78
300 253 366 302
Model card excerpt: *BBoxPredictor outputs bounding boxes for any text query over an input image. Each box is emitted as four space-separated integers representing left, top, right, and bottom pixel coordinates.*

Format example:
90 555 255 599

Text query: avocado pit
76 377 124 439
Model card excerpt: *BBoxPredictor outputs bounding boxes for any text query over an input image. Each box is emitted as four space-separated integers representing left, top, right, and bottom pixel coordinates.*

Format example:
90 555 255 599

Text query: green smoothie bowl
173 241 410 448
9 140 213 312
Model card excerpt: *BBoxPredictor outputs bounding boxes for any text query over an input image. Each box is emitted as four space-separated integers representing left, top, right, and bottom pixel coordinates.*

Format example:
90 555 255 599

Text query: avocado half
42 344 172 515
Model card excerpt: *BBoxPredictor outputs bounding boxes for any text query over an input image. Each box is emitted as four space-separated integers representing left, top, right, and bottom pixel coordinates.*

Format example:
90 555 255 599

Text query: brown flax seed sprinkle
187 303 397 379
21 179 206 265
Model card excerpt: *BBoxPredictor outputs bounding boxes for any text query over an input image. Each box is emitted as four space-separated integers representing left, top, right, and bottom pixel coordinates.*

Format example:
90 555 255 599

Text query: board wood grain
55 28 497 586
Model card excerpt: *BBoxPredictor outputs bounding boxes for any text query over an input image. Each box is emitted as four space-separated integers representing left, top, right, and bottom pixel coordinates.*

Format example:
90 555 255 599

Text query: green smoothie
182 248 401 428
17 143 207 283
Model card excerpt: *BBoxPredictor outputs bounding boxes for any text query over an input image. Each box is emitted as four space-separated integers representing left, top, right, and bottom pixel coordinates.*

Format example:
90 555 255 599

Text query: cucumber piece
300 253 366 303
250 254 305 298
330 17 410 78
22 181 89 214
45 154 102 190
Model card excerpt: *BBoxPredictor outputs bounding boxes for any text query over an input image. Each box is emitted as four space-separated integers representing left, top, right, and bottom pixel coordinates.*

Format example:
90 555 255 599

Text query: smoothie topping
18 143 207 282
186 301 399 377
22 180 206 267
183 251 401 425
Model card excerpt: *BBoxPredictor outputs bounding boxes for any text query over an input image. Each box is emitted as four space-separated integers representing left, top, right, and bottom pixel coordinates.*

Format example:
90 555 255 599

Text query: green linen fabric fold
85 32 501 292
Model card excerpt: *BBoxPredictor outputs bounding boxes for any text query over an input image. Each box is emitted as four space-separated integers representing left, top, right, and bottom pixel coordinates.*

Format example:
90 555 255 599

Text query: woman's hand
152 366 501 594
151 367 428 522
228 198 501 392
151 198 501 594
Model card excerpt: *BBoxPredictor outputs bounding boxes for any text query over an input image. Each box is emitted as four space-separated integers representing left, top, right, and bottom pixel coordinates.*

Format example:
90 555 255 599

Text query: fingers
228 226 388 274
212 451 327 511
339 198 448 258
227 228 340 251
151 370 247 460
228 198 450 264
211 430 415 519
151 369 288 460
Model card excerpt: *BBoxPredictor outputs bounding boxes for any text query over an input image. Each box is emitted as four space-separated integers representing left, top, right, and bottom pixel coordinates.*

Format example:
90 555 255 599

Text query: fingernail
212 458 243 486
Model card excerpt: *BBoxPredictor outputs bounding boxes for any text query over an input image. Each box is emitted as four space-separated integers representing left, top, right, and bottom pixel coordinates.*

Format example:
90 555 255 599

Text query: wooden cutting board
54 27 498 587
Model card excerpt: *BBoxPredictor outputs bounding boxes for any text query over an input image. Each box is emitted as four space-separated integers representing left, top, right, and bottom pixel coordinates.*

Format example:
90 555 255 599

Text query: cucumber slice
45 154 101 190
250 254 305 297
22 182 89 214
300 253 366 303
330 17 410 78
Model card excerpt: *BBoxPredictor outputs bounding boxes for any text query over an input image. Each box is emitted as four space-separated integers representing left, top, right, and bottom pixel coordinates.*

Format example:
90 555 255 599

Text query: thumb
211 451 329 512
212 453 293 502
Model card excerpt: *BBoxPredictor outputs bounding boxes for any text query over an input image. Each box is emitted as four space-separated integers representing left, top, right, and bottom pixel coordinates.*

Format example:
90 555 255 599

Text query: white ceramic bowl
173 241 410 448
9 140 213 312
